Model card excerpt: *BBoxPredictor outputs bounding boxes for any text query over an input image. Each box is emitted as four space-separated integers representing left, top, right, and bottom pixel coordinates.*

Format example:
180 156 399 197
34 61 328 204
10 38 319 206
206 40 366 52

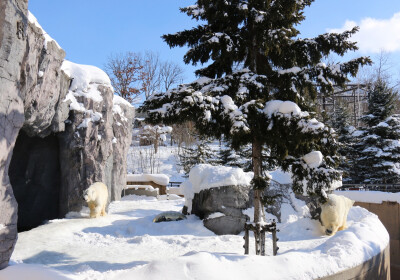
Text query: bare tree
105 51 186 104
357 50 399 87
159 61 185 91
104 52 143 104
140 51 161 100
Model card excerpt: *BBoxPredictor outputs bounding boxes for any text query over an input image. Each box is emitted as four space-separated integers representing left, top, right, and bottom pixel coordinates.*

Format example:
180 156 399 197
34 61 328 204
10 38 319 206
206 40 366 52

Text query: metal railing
337 183 400 193
168 181 182 188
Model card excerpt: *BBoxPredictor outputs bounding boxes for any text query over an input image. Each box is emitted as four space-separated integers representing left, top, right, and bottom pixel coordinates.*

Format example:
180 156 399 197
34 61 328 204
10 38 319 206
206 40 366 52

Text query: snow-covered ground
127 145 186 182
1 194 389 280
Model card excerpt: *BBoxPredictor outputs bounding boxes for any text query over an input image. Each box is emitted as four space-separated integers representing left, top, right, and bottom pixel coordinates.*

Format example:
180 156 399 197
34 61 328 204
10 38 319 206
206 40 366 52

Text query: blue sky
29 0 400 83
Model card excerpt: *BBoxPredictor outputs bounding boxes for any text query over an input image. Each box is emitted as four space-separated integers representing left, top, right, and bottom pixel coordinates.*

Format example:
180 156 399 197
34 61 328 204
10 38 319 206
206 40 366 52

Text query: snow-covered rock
0 0 29 269
0 2 134 268
181 164 253 235
182 164 253 212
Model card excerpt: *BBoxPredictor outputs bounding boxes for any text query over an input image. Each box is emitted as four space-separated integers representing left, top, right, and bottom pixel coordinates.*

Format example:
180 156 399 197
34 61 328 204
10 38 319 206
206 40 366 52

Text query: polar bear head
320 207 340 236
320 194 354 236
83 188 97 202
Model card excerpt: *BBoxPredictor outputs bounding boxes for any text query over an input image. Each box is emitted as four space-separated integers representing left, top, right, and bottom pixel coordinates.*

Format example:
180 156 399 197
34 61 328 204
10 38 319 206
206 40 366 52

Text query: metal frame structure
316 83 371 127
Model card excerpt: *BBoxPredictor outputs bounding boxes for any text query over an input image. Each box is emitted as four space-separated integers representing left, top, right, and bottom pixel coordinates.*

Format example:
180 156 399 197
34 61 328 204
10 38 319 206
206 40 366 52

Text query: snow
335 190 400 204
112 95 132 123
62 60 111 100
302 151 323 168
27 11 61 50
181 164 253 213
0 264 71 280
63 93 86 112
126 174 170 186
76 111 102 129
0 224 5 230
61 60 113 128
113 95 133 108
270 169 292 184
263 100 304 117
4 195 389 280
206 212 226 219
112 103 128 122
127 145 185 183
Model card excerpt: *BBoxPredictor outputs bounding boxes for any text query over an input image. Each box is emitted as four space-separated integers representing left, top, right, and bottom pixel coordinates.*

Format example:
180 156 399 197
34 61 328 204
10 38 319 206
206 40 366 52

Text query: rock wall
0 0 134 268
0 0 28 270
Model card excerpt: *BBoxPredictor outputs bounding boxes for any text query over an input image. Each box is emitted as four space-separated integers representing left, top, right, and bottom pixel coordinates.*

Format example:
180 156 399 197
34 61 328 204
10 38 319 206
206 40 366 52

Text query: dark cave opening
8 130 62 232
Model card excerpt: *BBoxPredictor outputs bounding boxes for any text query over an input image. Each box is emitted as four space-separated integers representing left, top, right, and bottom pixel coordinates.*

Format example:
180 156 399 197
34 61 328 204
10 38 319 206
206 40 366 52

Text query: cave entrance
8 130 62 232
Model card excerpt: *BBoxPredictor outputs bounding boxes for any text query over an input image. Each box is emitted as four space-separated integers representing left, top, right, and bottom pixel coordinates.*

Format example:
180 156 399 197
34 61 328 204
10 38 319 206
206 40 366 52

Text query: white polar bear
320 194 354 236
83 182 109 218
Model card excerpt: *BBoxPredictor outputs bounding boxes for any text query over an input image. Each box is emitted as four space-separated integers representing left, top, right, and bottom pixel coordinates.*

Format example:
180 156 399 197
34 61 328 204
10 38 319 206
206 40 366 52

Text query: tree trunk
252 138 265 224
154 132 159 154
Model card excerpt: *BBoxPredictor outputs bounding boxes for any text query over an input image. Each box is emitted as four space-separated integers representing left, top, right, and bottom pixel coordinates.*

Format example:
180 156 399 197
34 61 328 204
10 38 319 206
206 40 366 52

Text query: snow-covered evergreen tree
353 80 400 183
329 105 355 181
179 136 215 176
215 142 242 168
140 0 369 227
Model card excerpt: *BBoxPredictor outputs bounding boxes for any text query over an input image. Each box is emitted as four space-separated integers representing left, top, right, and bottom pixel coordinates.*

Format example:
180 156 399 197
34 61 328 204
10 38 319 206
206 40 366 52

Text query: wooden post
260 227 266 256
272 220 279 256
244 225 249 255
255 226 260 255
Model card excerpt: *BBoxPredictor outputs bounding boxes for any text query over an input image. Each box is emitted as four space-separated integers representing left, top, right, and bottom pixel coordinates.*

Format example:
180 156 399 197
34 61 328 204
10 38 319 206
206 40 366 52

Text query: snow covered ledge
320 245 390 280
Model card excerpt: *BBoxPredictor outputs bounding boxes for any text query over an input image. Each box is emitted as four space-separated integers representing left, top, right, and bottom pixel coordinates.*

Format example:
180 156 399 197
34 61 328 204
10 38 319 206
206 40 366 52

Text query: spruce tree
353 80 400 183
362 80 396 127
329 105 355 181
179 136 215 175
215 144 242 168
140 0 370 228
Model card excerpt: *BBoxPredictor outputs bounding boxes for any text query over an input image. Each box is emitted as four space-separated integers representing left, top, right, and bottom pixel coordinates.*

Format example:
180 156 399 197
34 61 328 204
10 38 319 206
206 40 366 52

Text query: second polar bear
83 182 109 218
320 194 354 236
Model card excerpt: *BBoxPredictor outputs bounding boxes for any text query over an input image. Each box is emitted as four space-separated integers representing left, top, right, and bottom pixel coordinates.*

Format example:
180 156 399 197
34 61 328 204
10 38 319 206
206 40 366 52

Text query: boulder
190 185 251 235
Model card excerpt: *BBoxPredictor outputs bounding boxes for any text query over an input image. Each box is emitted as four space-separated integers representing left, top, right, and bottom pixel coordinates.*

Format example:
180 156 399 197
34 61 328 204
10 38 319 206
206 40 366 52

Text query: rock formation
189 185 252 235
0 0 134 269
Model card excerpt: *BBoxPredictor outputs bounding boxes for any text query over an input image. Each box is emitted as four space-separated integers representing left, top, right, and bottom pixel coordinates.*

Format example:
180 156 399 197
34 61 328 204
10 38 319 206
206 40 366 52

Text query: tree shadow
82 214 214 238
21 250 147 273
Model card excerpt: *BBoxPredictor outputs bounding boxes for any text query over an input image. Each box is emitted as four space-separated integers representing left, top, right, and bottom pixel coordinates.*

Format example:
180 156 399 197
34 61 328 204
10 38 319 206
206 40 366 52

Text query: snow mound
62 60 111 95
302 151 323 168
181 164 253 212
61 60 114 130
126 174 170 186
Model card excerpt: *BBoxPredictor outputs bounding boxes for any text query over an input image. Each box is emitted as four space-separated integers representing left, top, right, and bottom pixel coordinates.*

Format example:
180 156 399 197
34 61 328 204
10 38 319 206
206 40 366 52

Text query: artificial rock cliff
0 0 134 269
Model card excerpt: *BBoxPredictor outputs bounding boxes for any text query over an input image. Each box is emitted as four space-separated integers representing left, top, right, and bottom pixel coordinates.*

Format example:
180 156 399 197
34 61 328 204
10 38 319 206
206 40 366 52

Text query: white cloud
328 12 400 53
